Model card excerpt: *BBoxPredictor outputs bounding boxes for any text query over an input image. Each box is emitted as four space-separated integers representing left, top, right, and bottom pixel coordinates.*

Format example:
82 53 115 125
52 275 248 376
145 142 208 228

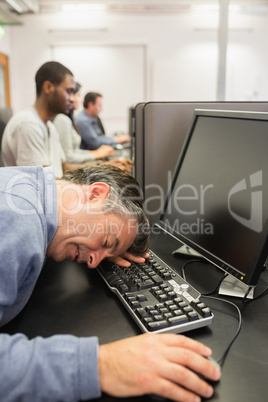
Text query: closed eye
103 237 109 248
103 235 119 254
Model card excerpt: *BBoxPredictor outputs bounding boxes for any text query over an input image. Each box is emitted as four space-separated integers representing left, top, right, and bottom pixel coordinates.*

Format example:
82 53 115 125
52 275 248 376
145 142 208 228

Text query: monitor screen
158 109 268 287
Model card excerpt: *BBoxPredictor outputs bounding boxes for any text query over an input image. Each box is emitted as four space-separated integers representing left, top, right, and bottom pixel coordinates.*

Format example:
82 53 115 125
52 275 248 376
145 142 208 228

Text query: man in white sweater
1 61 129 177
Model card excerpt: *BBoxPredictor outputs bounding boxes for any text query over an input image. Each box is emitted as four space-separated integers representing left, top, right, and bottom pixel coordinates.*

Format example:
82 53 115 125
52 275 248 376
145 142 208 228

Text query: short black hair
35 61 73 96
74 82 81 94
83 92 102 108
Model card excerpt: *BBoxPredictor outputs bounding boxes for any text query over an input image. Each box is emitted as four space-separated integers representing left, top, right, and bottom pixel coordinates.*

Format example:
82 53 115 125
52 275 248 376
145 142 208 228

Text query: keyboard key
130 301 141 309
168 315 189 326
191 302 212 318
136 308 149 319
143 317 154 325
158 294 169 302
154 314 164 321
173 309 183 316
151 275 163 285
167 291 177 299
158 307 169 314
117 283 129 294
201 307 212 318
147 320 169 331
183 306 194 314
155 303 165 309
127 283 138 292
162 272 172 280
174 297 183 303
197 302 206 310
163 312 173 319
164 300 173 307
188 311 199 321
139 279 154 290
136 294 147 302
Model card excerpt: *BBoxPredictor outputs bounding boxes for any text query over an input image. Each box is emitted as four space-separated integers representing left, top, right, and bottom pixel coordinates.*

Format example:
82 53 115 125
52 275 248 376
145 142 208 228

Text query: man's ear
43 80 55 95
82 182 110 203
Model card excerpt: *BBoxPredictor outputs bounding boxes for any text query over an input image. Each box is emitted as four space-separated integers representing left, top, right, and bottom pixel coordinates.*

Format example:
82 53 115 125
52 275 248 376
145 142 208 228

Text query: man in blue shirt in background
75 92 131 150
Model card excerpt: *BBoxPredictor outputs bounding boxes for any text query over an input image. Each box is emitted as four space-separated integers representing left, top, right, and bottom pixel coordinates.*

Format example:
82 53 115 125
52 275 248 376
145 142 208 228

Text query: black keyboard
97 251 214 334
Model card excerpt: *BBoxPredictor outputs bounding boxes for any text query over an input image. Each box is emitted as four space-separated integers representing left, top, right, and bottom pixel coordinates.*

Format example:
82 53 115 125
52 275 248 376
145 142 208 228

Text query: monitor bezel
158 109 268 287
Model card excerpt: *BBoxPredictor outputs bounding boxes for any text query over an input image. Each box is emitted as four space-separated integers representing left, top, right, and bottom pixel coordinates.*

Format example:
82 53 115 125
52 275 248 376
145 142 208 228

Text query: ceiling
1 0 268 25
38 0 268 15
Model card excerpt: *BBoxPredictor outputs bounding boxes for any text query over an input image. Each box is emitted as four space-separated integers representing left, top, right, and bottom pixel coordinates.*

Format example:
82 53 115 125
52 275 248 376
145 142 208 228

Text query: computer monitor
134 101 268 225
156 109 268 293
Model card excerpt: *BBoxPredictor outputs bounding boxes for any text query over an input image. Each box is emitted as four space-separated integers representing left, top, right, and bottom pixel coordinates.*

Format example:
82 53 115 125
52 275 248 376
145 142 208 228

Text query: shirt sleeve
0 333 101 401
14 121 51 167
54 115 95 163
0 202 46 326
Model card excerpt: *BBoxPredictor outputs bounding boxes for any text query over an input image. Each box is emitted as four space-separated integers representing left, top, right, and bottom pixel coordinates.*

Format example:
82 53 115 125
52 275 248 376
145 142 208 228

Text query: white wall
1 8 268 132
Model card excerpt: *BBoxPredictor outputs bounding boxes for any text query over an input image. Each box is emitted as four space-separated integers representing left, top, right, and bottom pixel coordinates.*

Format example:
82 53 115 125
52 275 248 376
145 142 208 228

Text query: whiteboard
51 44 145 134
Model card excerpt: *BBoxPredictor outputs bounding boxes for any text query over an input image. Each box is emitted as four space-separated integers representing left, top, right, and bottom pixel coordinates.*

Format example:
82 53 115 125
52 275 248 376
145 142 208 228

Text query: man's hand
92 145 115 160
99 333 221 401
108 251 150 267
102 158 132 174
116 134 131 144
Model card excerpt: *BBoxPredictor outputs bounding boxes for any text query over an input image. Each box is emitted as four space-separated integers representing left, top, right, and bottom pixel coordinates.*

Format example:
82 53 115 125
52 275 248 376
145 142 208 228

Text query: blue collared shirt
75 110 117 150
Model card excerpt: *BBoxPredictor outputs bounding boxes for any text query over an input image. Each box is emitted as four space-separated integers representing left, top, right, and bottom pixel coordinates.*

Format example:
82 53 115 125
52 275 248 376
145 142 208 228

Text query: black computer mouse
149 357 221 401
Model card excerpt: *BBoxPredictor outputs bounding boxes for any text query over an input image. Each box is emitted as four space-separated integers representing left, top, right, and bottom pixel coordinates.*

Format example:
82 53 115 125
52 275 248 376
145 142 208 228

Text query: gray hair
62 165 150 255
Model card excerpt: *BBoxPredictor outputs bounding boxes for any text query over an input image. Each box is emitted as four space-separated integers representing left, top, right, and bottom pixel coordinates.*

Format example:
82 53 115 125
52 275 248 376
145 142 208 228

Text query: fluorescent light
193 4 219 12
193 4 255 14
5 0 28 13
61 3 106 13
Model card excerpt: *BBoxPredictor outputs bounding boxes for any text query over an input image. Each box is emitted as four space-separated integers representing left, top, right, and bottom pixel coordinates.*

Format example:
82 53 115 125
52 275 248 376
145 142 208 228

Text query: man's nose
69 92 75 102
87 251 106 269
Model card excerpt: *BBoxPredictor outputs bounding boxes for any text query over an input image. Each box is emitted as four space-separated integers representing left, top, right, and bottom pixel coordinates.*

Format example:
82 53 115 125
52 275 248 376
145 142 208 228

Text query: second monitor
132 101 268 224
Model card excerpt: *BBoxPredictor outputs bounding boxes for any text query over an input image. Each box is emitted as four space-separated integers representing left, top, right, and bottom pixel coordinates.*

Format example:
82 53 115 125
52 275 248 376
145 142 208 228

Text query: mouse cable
181 258 228 296
181 258 206 280
181 260 242 367
201 294 242 368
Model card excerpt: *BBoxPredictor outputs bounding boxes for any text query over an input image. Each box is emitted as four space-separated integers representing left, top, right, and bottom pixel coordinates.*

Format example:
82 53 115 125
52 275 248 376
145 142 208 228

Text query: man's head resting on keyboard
46 164 150 268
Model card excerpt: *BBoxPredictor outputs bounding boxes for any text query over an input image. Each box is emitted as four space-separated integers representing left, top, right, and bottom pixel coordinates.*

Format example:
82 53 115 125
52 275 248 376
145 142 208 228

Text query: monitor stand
172 245 204 258
218 274 254 299
173 245 254 299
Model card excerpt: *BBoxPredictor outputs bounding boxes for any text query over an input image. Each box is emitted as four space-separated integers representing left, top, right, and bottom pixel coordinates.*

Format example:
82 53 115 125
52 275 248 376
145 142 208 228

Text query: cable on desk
181 259 242 368
181 259 208 280
201 295 242 368
202 273 229 296
181 258 227 295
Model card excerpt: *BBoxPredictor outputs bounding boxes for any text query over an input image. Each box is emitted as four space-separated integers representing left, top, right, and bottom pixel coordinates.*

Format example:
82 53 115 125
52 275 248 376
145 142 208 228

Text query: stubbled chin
49 250 68 262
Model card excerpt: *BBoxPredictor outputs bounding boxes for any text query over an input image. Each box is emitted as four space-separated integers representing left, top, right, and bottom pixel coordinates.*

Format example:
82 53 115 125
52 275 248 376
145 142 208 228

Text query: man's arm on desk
0 333 101 401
